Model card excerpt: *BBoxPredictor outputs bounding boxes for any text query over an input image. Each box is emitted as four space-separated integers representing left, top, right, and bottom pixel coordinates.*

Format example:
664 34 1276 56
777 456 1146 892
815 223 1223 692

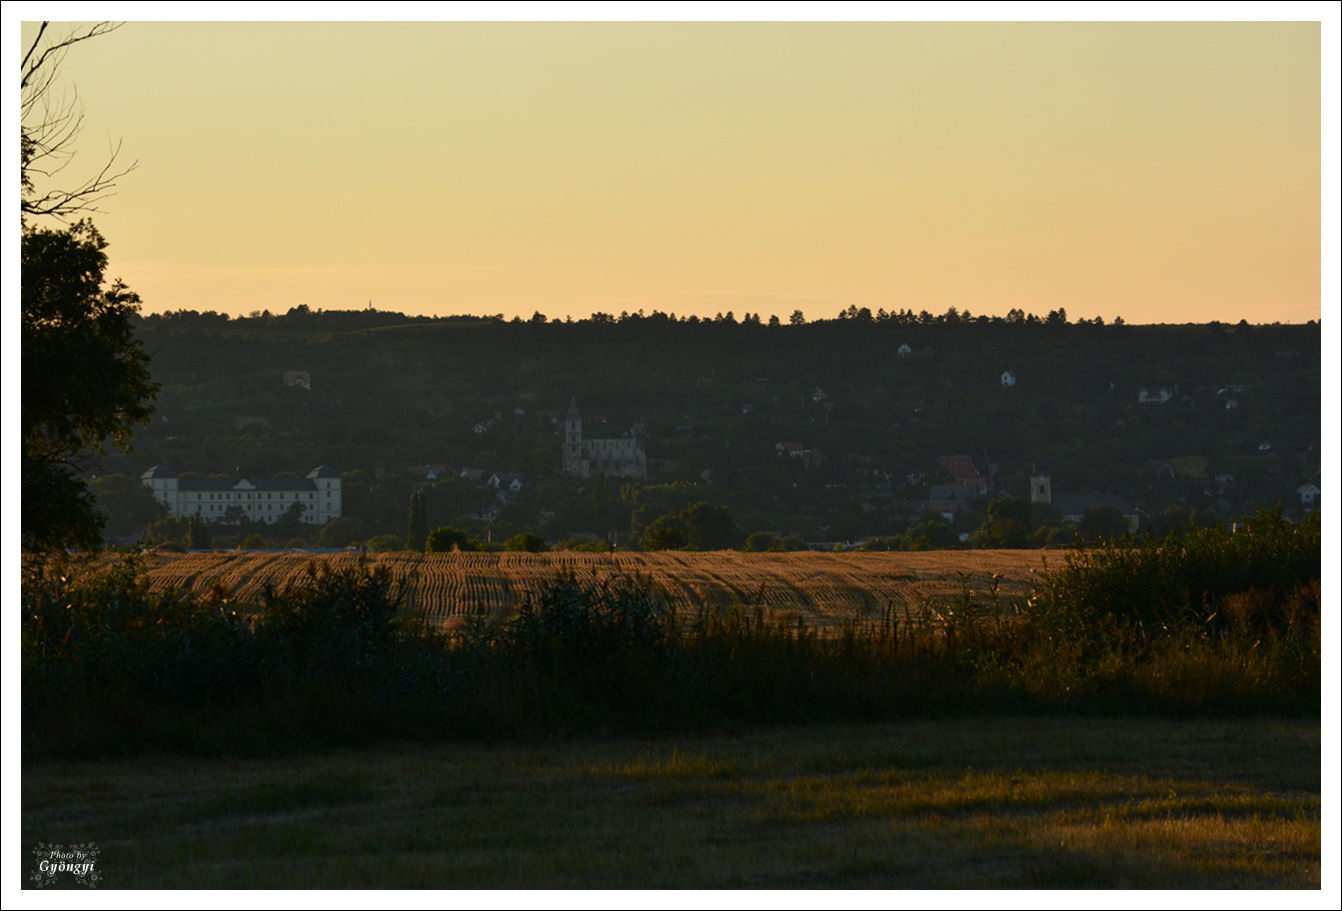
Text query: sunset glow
19 19 1323 323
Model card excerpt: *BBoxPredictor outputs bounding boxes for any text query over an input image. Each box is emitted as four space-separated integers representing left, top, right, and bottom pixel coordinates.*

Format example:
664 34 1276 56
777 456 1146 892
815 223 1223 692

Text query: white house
1000 370 1017 387
1298 484 1320 510
897 343 912 358
141 465 341 525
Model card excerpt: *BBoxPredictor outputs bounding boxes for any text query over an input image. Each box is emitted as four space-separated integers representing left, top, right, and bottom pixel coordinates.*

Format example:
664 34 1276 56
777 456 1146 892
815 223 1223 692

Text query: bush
553 535 609 553
317 516 366 548
366 533 403 553
742 531 776 552
503 532 548 552
1012 507 1321 709
426 525 479 552
1028 507 1319 639
641 513 687 550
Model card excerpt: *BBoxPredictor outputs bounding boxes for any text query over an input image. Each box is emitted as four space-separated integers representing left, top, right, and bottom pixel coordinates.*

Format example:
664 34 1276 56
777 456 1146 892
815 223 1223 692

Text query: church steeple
562 398 583 475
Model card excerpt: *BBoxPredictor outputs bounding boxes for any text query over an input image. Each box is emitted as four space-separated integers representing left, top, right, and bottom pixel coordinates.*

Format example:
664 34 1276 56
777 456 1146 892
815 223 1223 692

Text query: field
120 549 1049 630
21 717 1320 889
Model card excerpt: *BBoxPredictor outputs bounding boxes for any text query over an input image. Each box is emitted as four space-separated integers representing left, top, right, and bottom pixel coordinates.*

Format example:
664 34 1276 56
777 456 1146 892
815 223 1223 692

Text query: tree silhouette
21 22 157 551
406 490 428 551
22 22 137 221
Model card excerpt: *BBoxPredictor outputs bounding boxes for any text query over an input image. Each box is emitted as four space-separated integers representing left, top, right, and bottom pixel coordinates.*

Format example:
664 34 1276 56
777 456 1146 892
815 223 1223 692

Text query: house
282 370 311 391
561 398 647 479
936 455 988 494
141 464 341 525
776 441 822 469
929 482 982 502
922 498 971 520
1138 386 1175 405
1297 484 1320 510
408 464 448 483
896 343 912 358
1000 370 1017 387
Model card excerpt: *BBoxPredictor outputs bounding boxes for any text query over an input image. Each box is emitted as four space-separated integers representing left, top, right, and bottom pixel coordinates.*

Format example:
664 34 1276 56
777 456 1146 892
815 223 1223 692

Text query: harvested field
113 549 1050 631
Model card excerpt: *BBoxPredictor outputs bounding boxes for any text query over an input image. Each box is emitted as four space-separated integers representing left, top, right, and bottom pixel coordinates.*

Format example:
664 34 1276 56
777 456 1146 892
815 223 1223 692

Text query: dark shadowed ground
22 716 1319 889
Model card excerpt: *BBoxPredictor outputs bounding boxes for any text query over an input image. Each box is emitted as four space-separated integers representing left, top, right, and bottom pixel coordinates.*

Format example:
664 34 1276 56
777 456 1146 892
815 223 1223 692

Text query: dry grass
103 549 1047 631
22 716 1318 889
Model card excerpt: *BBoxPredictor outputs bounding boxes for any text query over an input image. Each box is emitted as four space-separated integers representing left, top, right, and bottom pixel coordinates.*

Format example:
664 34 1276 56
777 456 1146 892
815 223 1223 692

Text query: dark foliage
21 508 1321 757
22 221 158 551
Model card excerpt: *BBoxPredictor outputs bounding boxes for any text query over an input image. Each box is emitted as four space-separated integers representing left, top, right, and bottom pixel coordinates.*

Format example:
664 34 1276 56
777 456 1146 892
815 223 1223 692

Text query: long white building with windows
141 465 342 525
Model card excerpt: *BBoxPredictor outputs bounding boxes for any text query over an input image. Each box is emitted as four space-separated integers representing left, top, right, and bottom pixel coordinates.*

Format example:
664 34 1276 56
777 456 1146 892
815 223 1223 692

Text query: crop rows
119 550 1048 631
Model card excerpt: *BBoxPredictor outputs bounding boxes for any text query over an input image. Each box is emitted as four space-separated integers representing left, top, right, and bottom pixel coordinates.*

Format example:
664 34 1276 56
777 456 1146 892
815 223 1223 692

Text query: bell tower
1030 472 1052 505
562 397 584 476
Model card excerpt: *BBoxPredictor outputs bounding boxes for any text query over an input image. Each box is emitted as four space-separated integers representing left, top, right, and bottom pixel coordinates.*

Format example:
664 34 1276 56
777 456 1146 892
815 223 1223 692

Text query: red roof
936 455 981 478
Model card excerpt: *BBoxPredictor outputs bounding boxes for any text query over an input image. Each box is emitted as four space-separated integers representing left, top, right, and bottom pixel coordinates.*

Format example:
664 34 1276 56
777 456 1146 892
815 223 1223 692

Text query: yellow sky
19 20 1323 323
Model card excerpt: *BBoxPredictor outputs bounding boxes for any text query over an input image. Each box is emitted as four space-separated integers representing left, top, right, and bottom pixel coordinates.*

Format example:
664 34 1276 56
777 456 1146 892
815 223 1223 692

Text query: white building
141 465 342 525
561 398 646 479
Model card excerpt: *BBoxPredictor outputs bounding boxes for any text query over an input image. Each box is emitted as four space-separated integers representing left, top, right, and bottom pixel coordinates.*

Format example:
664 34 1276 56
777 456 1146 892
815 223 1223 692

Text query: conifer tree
406 490 428 551
186 512 211 549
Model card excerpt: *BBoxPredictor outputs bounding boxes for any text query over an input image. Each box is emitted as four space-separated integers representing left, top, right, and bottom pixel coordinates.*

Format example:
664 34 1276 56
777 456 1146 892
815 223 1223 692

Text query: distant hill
99 307 1320 543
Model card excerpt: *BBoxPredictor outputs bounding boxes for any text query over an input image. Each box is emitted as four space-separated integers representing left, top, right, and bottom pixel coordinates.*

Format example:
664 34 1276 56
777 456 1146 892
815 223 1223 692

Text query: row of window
195 491 315 501
188 503 328 513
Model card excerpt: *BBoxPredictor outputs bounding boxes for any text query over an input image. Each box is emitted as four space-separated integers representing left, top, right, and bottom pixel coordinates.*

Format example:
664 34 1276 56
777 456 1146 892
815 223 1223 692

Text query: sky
14 12 1327 325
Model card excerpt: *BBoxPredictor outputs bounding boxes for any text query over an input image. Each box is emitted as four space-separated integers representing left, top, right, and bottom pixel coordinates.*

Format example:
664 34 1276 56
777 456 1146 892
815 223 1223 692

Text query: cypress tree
406 490 428 551
186 512 211 549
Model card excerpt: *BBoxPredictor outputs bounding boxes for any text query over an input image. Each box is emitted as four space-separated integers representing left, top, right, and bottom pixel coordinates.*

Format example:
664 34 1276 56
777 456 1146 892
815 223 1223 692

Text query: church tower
1029 472 1052 505
562 397 584 476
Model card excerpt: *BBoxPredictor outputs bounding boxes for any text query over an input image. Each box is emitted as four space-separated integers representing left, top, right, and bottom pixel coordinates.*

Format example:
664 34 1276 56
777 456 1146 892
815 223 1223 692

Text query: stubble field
121 549 1050 629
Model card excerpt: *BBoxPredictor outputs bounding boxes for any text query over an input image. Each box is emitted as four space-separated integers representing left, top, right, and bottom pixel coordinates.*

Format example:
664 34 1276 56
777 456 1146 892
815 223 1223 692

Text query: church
561 398 646 479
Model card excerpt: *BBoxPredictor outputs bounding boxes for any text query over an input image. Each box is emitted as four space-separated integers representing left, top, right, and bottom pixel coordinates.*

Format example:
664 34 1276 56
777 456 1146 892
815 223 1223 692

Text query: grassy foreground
22 716 1319 889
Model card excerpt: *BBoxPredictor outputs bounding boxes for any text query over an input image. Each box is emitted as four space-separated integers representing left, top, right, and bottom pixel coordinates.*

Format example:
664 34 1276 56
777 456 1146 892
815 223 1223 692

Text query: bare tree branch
21 21 138 222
